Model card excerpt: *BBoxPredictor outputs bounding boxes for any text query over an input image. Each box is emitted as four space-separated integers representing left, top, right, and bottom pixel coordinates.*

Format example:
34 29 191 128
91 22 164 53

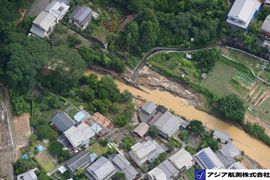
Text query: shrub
149 126 160 137
34 149 39 155
185 146 197 155
48 141 63 156
179 130 188 141
99 138 108 146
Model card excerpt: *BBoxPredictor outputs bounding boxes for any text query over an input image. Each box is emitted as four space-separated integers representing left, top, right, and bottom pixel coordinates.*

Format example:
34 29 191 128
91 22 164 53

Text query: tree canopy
149 125 160 137
36 125 58 140
189 120 204 133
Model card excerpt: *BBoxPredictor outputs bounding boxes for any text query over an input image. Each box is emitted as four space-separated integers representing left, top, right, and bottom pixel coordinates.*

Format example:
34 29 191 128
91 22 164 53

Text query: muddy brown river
85 68 270 169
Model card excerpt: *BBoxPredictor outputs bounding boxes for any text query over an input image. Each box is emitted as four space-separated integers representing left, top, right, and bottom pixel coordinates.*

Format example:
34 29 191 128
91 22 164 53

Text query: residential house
17 168 38 180
29 1 69 37
44 1 69 23
110 153 139 180
139 101 157 123
151 111 182 138
261 15 270 35
215 142 241 168
58 123 95 150
129 136 167 167
68 5 98 30
169 149 195 172
193 147 225 169
30 11 56 37
51 112 75 132
228 162 246 169
83 111 114 137
133 122 149 138
148 160 178 180
213 128 231 144
64 151 91 174
265 0 270 7
84 156 117 180
226 0 261 30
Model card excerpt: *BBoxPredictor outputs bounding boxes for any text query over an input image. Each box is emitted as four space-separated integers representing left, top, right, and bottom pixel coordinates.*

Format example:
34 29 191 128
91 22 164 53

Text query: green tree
15 159 36 175
158 152 168 162
127 0 143 12
219 94 245 124
29 134 37 146
113 172 126 180
111 102 121 113
179 130 188 141
83 88 95 100
99 89 109 100
58 157 64 163
165 141 175 153
100 138 108 146
149 125 160 137
36 125 58 140
48 141 63 156
189 120 204 133
74 168 84 177
91 99 112 113
121 89 132 102
99 76 121 102
116 114 129 127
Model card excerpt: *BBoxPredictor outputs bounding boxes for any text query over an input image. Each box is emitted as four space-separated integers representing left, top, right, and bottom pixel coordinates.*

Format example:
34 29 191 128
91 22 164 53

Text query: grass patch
201 59 245 98
87 144 108 156
36 154 55 172
91 26 109 44
67 107 78 118
185 168 195 180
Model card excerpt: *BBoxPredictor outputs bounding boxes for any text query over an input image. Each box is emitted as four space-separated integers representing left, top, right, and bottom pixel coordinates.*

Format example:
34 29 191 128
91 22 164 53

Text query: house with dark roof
152 111 182 138
226 0 261 30
169 149 195 172
139 101 157 123
193 147 225 169
84 156 117 180
51 112 75 132
68 5 98 30
110 153 139 180
17 168 38 180
129 136 167 166
64 151 91 174
133 122 149 138
228 162 246 169
213 128 230 144
215 142 241 168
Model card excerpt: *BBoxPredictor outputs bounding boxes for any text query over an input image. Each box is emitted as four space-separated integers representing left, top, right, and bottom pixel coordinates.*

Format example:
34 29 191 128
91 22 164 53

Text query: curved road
130 44 219 82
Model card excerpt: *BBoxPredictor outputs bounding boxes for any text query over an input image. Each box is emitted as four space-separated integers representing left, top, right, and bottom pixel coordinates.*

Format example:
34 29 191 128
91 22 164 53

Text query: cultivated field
0 149 13 179
87 144 108 156
13 113 31 148
36 150 56 172
201 60 244 98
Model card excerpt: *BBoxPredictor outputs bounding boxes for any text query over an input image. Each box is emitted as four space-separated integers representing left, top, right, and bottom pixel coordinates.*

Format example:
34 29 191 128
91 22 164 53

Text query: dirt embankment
245 113 270 137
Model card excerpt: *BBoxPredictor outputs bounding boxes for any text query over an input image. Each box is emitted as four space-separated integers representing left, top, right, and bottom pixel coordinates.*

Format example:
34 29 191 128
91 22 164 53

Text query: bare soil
13 114 31 148
187 132 202 149
0 113 11 147
0 149 13 179
245 113 270 137
243 155 265 169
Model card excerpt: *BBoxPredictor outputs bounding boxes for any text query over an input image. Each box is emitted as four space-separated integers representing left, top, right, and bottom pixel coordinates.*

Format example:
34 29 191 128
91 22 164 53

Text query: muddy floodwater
85 68 270 169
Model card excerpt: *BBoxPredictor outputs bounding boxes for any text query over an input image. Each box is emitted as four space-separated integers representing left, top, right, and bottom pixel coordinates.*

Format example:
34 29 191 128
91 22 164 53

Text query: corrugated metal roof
213 128 230 141
142 101 157 115
158 160 178 180
33 11 56 31
169 149 194 169
133 122 149 137
93 112 114 130
74 111 85 122
148 167 167 180
29 24 46 37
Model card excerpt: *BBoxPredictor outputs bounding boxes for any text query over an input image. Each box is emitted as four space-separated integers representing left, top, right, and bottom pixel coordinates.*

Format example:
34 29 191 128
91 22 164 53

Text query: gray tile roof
215 143 241 168
51 112 75 132
193 147 225 169
122 165 138 180
169 149 194 170
156 105 167 114
261 15 270 33
148 167 167 180
68 5 93 26
142 101 157 115
64 123 95 148
84 156 117 180
228 162 246 169
17 168 38 180
30 24 46 37
33 11 56 31
153 111 182 138
57 134 71 147
64 151 91 174
213 128 230 142
158 160 178 180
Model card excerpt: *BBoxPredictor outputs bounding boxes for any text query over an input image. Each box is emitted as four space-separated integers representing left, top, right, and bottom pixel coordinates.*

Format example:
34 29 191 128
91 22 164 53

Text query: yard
184 168 195 180
35 150 56 172
91 26 109 44
0 149 13 179
87 143 108 157
201 58 246 98
13 113 31 148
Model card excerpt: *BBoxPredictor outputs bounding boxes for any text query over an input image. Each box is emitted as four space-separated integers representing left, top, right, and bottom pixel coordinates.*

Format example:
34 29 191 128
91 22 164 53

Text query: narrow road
0 85 16 180
130 45 218 82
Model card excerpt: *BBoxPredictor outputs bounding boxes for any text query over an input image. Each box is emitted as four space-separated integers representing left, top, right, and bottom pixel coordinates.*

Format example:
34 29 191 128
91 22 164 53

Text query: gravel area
25 0 57 17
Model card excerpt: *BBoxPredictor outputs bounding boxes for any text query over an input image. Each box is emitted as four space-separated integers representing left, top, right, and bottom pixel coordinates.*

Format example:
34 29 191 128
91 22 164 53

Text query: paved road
0 85 16 180
130 45 218 82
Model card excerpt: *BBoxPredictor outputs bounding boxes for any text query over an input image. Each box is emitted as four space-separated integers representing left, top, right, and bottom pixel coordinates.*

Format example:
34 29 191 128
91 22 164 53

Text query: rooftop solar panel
78 7 92 22
198 151 215 169
230 166 236 169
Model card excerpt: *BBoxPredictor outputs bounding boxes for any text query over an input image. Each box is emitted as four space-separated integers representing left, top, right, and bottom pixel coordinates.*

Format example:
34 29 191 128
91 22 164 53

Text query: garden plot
35 150 56 172
232 71 256 90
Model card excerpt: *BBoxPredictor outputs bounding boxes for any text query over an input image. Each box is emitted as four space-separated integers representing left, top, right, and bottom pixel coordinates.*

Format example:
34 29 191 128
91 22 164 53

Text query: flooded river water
85 68 270 169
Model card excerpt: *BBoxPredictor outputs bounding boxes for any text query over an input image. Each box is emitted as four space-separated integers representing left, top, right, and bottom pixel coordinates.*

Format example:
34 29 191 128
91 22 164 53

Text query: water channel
84 68 270 169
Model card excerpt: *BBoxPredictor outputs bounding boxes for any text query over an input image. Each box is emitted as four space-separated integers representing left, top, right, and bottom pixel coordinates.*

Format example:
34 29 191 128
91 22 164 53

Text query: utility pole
157 96 162 106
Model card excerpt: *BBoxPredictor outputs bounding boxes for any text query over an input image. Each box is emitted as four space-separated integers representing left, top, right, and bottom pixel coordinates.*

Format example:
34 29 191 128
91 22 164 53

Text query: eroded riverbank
84 66 270 169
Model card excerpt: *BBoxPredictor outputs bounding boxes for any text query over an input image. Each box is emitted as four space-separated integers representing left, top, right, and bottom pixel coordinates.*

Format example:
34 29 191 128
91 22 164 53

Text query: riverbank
84 66 270 168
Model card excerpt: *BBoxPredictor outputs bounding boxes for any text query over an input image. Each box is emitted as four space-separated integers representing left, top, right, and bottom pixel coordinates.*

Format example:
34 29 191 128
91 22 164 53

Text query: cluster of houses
135 101 190 139
29 1 98 37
